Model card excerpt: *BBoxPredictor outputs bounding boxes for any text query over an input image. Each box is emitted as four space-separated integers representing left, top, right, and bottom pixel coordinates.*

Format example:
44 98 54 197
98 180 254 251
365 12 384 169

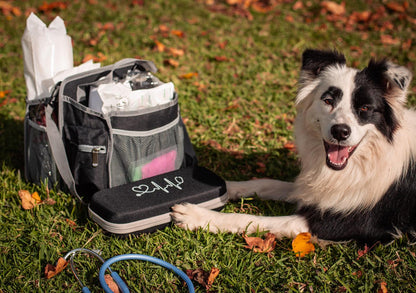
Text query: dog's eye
359 105 370 112
323 97 334 106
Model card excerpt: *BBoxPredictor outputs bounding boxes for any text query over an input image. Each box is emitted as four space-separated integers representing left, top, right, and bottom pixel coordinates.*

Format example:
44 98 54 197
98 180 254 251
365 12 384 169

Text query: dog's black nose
331 124 351 141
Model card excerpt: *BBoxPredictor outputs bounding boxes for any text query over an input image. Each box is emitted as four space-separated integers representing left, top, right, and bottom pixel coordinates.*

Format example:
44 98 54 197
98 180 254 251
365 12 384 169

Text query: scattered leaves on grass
65 218 77 230
292 232 315 257
380 34 400 45
0 1 21 19
38 1 67 14
44 257 68 279
357 242 379 259
82 52 107 63
243 232 276 253
186 267 220 291
18 188 56 210
0 90 17 108
104 274 121 293
18 190 37 210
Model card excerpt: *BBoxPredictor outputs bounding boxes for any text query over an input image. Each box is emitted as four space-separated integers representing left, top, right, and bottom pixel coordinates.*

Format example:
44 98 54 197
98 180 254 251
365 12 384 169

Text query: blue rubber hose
98 254 195 293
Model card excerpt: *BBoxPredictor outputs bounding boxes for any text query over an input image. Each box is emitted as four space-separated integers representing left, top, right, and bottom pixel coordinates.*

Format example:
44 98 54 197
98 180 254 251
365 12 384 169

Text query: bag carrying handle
60 59 158 103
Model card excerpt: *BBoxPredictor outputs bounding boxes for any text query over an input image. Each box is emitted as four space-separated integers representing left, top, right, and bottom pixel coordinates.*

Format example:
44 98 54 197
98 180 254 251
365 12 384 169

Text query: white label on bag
132 176 184 197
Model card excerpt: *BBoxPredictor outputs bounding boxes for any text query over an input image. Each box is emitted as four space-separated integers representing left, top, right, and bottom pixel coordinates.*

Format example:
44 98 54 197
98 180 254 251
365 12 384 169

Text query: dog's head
295 49 412 171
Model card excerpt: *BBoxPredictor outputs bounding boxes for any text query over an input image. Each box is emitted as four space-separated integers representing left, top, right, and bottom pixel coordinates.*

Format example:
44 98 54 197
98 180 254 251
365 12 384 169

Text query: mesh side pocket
25 119 57 187
110 118 184 187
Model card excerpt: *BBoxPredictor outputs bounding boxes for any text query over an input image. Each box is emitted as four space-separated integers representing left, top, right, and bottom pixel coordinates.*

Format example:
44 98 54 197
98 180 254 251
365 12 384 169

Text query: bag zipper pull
92 147 100 167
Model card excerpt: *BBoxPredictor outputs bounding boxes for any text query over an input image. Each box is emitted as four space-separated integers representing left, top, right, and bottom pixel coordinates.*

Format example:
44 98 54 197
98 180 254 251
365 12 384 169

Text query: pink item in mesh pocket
141 149 177 180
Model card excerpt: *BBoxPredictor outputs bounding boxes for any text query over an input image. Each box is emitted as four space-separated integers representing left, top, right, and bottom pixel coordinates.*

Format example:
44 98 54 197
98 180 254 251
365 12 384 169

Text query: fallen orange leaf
243 233 276 253
45 257 68 279
207 267 220 288
186 267 220 291
164 59 179 67
292 232 315 257
179 72 198 79
0 90 10 98
379 281 388 293
18 190 36 210
104 274 121 293
171 29 185 38
284 142 296 151
38 1 67 13
380 35 400 45
82 52 107 63
321 1 346 16
31 191 41 203
385 2 406 13
154 40 165 52
167 47 185 57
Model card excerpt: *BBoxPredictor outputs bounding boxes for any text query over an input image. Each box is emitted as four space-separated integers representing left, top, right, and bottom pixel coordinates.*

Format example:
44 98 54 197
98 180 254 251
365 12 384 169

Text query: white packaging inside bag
22 13 73 100
89 81 175 114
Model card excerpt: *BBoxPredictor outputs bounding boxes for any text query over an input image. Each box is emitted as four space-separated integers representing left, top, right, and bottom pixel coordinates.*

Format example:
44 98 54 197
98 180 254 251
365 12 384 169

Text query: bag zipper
78 145 107 167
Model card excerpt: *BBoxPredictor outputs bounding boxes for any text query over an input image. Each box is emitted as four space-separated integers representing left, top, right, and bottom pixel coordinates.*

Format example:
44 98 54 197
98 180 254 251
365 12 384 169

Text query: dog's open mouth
324 141 357 170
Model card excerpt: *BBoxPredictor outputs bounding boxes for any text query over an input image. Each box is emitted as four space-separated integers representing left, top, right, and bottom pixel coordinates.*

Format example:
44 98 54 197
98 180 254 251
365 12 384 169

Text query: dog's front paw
171 203 214 231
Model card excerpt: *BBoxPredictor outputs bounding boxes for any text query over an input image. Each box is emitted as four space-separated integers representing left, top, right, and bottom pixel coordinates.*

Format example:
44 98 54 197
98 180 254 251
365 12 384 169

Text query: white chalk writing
132 176 184 197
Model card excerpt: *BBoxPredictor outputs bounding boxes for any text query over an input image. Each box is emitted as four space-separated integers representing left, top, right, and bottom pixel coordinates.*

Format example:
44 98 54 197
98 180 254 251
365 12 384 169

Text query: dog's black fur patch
302 49 346 76
353 60 399 142
297 161 416 244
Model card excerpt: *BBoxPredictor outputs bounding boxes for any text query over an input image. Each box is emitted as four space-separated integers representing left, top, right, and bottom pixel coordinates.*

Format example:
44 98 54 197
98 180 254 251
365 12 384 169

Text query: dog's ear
366 59 412 104
296 50 346 105
301 49 346 77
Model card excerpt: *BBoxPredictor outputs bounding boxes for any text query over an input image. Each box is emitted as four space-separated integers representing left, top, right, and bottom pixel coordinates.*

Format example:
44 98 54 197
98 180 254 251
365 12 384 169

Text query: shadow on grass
0 112 24 172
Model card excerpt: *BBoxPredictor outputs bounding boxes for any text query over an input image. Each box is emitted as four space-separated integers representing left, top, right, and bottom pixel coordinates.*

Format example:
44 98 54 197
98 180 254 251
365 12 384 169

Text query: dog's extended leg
226 179 295 201
171 203 309 238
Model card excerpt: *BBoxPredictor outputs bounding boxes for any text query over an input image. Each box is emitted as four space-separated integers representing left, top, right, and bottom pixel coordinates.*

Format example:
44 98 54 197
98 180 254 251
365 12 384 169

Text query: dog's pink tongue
327 145 349 164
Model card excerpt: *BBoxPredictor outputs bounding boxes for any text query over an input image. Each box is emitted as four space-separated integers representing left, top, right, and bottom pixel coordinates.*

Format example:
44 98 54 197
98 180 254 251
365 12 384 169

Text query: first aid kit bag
24 58 228 234
88 166 227 234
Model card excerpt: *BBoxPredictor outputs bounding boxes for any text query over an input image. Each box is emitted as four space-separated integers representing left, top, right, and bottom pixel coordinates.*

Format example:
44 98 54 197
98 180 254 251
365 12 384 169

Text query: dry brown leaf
214 55 228 62
293 1 303 10
292 232 315 257
207 267 220 288
45 257 68 279
385 2 406 13
378 281 388 293
186 267 220 291
349 11 372 23
153 40 165 52
251 1 277 13
43 197 57 205
19 190 36 210
243 232 276 253
380 34 400 45
65 219 77 229
82 52 107 63
164 59 179 67
171 29 185 38
167 47 185 57
105 274 121 293
321 1 346 15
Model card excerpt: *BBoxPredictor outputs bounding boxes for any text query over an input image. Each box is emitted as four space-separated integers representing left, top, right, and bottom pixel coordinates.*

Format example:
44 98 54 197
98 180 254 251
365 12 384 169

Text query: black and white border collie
171 49 415 245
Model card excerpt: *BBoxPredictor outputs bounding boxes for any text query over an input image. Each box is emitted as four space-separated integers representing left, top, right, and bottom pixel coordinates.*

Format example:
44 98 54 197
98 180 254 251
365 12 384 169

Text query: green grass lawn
1 0 416 292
